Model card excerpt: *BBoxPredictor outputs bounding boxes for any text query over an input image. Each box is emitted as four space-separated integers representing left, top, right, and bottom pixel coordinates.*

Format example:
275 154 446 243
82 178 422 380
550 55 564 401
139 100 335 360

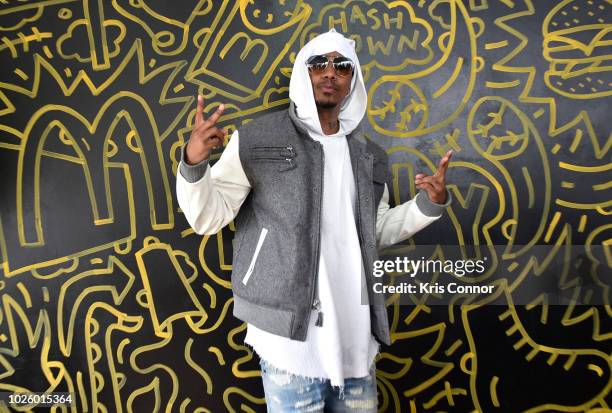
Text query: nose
322 62 336 79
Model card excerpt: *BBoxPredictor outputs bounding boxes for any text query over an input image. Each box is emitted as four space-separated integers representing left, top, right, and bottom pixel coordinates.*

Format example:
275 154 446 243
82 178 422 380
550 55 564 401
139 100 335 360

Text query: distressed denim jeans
260 359 378 412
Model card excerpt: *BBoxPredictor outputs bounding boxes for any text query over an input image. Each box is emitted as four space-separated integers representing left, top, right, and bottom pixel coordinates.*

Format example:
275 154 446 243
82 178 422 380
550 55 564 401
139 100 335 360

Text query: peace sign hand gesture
185 95 226 165
415 150 453 204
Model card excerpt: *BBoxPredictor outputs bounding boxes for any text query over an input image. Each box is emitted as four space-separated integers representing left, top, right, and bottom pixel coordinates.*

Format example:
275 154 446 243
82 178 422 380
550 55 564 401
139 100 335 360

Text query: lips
320 84 338 92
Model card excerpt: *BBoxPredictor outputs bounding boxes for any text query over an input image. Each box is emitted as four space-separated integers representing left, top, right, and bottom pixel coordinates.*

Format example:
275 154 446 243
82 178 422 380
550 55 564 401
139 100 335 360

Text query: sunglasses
306 54 355 77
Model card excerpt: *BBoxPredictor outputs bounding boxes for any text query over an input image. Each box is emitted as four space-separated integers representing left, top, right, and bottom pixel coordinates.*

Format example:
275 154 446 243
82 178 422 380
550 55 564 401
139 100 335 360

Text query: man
176 29 452 412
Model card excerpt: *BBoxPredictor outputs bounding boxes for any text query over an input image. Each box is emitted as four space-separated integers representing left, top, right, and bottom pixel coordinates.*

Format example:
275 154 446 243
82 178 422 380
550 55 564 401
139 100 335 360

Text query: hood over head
289 28 367 138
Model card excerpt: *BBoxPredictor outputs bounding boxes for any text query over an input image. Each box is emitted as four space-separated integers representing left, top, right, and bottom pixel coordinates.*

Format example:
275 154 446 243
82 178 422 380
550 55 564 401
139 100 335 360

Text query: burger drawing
543 0 611 99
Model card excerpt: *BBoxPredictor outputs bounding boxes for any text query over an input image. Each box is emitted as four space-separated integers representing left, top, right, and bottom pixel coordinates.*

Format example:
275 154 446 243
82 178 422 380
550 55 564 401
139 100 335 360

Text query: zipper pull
313 299 323 327
315 311 323 327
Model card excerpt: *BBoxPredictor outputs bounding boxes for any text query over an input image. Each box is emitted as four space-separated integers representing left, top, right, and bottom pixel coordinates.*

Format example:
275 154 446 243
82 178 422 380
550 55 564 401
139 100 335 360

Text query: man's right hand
185 95 226 165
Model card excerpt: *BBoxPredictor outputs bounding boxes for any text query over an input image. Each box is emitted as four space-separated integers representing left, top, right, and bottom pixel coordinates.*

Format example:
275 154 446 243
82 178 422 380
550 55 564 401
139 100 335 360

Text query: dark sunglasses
306 54 355 77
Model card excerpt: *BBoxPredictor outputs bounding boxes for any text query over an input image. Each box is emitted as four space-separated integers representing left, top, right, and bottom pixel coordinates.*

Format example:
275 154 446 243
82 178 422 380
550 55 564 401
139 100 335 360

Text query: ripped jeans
259 359 378 412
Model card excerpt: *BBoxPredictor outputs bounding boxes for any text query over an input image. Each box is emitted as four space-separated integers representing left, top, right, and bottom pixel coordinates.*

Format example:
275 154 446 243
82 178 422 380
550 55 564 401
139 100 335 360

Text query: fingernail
198 95 202 101
219 103 225 111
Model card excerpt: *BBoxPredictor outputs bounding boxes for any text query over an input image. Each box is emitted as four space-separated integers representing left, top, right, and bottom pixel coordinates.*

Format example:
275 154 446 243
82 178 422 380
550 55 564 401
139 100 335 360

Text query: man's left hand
415 150 453 204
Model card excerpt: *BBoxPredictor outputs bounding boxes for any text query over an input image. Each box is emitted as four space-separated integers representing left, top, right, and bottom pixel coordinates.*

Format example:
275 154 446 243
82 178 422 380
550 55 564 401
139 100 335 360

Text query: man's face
308 51 353 109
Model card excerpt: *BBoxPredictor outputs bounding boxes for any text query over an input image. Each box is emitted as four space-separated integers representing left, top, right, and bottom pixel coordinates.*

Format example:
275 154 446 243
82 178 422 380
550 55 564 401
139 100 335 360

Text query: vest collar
287 100 368 152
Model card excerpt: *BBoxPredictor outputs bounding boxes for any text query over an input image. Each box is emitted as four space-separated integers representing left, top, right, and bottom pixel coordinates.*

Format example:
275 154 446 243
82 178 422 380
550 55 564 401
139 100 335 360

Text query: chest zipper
354 154 366 301
251 146 295 157
311 142 324 327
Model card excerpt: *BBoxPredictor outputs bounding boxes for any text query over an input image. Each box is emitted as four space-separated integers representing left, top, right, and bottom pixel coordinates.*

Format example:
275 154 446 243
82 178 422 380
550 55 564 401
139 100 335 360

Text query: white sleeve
376 184 451 249
176 130 251 235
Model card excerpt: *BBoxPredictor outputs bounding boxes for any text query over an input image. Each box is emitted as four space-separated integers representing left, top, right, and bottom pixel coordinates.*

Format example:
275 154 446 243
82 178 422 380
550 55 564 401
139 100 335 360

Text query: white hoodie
242 28 383 391
176 29 448 391
289 28 367 138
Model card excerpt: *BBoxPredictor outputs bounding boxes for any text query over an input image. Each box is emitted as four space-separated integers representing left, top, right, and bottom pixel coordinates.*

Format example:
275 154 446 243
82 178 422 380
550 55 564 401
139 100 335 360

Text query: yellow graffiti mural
0 0 609 411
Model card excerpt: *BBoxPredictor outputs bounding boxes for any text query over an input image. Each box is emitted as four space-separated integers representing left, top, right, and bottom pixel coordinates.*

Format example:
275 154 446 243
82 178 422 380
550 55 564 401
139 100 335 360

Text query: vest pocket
253 158 296 171
242 227 268 285
251 145 295 158
250 146 297 171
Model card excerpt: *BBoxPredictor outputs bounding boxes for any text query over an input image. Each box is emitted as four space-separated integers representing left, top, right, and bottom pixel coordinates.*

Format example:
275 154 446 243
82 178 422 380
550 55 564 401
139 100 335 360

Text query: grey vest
231 102 391 346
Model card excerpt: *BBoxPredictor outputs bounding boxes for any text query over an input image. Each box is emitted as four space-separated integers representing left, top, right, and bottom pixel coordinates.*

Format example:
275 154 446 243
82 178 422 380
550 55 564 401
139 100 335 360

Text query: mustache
317 82 338 90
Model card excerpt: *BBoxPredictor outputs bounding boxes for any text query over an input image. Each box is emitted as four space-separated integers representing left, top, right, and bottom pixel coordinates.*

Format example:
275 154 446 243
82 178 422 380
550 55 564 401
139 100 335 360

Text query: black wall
0 0 610 411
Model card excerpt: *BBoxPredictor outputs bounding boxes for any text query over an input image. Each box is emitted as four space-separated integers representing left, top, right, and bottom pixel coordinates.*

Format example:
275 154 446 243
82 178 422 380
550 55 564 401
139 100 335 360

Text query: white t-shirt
244 130 380 389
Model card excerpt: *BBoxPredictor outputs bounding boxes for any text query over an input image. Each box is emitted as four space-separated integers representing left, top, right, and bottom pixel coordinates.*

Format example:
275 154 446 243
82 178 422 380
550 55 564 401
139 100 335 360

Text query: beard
315 99 337 109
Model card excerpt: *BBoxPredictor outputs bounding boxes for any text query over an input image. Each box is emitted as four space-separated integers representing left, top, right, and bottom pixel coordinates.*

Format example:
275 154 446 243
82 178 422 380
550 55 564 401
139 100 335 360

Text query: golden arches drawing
16 93 174 247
